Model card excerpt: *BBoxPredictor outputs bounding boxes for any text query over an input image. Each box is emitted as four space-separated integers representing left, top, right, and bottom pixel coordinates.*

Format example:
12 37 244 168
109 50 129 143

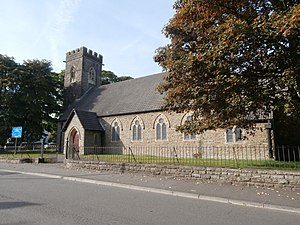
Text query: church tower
64 46 103 108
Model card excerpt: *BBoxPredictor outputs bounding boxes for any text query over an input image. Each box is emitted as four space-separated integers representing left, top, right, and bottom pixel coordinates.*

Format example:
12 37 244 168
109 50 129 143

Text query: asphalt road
0 170 299 225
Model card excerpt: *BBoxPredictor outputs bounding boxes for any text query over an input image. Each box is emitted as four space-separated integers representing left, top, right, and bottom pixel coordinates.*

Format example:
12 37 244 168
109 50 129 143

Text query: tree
0 55 18 145
155 0 300 135
100 70 133 85
118 76 134 82
0 55 63 144
48 70 64 140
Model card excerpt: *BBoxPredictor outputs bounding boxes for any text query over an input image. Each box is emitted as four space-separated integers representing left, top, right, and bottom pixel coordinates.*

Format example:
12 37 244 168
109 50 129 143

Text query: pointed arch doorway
68 128 80 159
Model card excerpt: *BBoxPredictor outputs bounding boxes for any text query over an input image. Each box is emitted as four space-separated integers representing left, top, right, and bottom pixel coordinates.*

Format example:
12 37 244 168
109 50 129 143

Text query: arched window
88 67 96 84
70 66 76 83
156 118 167 141
226 126 242 143
132 120 142 141
226 128 234 143
112 121 120 142
183 115 196 140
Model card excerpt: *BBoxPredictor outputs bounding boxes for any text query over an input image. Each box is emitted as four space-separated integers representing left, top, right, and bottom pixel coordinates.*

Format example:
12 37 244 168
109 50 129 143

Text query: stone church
57 47 273 159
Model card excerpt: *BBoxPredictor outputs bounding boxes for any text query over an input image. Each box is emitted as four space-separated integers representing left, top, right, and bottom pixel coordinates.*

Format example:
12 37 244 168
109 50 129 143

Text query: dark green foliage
100 70 133 85
0 55 63 144
0 55 18 145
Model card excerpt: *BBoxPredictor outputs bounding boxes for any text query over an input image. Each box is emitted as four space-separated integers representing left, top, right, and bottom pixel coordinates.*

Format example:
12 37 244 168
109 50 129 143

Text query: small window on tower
88 67 96 85
70 66 76 83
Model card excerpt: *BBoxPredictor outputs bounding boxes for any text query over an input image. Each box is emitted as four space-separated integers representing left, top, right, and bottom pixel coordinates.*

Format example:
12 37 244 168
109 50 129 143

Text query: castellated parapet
64 46 103 109
66 46 103 62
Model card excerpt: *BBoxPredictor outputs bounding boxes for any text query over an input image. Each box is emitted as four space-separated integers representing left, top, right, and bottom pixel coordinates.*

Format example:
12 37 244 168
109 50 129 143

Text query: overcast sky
0 0 175 77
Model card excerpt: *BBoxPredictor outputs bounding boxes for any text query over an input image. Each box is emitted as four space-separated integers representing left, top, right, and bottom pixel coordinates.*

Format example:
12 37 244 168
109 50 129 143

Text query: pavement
0 161 299 214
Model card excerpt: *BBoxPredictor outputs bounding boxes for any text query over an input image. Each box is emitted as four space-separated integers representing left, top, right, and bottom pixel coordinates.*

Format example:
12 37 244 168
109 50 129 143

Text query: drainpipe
66 138 69 159
59 122 63 152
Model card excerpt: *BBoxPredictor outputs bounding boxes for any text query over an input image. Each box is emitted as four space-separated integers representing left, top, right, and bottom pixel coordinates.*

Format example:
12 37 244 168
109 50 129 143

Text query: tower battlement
66 46 103 61
64 46 103 108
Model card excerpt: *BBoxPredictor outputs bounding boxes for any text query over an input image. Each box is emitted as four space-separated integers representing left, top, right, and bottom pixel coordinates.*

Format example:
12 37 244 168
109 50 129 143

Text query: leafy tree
48 70 64 139
118 76 134 82
101 70 133 85
101 70 118 85
0 55 18 145
0 56 63 144
155 0 300 135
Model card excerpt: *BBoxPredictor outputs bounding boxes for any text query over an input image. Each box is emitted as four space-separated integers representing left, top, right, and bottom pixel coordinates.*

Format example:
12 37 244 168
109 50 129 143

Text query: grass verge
80 154 300 170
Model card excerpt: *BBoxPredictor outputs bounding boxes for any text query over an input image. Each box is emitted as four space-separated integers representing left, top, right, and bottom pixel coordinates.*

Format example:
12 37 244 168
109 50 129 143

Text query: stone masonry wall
63 110 271 159
64 47 102 107
66 160 300 190
101 112 199 148
63 113 85 155
100 111 270 159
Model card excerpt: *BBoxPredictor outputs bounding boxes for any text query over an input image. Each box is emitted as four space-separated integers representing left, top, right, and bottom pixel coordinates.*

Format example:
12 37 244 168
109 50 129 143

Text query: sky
0 0 175 78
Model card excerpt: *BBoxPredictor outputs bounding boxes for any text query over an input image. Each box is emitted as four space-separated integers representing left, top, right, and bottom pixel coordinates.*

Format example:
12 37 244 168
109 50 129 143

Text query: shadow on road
0 201 40 210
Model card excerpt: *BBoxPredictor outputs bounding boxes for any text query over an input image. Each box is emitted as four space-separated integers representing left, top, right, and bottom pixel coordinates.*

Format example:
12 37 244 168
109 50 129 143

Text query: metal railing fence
77 145 300 170
0 144 58 159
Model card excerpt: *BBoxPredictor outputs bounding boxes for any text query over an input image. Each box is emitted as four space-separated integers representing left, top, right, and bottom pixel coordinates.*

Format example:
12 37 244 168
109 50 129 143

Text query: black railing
78 145 300 170
0 144 58 159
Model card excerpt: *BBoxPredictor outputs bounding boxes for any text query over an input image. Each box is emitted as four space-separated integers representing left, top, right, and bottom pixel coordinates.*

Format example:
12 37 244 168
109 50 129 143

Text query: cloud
48 0 82 71
51 0 81 35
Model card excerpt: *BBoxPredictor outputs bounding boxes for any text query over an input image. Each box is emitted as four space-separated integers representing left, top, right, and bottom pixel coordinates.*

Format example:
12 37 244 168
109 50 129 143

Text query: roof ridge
101 72 167 87
60 72 166 121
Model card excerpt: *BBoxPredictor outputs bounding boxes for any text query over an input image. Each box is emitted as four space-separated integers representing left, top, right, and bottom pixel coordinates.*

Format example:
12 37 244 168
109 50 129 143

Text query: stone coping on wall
65 160 300 190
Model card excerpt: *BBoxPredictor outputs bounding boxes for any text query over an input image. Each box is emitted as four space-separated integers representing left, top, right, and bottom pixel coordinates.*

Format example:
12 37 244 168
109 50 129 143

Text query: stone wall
100 112 198 148
62 110 271 159
100 111 270 159
63 113 85 155
66 160 300 190
64 46 103 107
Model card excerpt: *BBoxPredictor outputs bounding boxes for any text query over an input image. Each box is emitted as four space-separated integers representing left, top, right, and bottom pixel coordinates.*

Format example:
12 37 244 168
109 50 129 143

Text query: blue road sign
12 127 22 138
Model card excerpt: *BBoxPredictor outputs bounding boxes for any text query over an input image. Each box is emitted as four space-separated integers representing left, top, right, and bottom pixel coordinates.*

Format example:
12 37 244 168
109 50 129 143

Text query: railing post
129 146 136 162
173 147 179 164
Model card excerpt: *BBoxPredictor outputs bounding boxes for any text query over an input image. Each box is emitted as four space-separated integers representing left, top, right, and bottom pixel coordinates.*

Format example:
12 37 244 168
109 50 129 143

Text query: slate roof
60 72 166 121
62 109 105 131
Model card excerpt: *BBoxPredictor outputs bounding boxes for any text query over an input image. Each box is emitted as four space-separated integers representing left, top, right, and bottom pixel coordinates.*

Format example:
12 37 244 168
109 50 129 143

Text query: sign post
12 127 22 155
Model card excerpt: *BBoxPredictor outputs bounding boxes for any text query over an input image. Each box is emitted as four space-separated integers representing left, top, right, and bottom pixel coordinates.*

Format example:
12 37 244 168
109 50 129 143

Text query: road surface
0 170 299 225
